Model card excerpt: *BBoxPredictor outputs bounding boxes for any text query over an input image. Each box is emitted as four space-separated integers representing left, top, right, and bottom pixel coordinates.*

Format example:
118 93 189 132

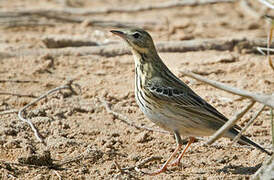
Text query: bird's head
110 28 156 54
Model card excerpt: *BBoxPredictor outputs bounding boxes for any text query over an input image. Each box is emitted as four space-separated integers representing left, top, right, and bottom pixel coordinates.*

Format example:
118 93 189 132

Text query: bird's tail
227 128 272 155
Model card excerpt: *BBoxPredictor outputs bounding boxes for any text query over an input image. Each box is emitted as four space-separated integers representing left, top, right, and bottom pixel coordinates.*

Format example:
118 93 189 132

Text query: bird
110 28 271 175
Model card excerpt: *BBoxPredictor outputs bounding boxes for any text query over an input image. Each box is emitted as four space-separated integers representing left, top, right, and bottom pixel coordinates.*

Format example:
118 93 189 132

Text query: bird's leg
170 137 195 167
137 131 182 175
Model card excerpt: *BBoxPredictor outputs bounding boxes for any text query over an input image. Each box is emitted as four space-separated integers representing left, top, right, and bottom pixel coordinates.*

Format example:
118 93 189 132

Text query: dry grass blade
230 104 266 146
180 71 274 108
207 101 255 145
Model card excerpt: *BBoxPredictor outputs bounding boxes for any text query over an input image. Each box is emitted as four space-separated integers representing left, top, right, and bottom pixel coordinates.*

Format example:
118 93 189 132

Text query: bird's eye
133 33 140 39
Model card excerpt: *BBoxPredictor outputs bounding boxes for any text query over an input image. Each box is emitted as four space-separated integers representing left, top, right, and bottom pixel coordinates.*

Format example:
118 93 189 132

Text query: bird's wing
145 78 241 130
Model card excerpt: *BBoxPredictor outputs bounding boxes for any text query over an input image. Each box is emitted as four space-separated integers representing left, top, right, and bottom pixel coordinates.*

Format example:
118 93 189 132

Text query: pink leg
137 131 183 175
170 137 195 167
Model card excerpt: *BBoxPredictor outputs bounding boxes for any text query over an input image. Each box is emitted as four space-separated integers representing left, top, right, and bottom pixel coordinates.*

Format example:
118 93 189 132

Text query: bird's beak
110 30 126 39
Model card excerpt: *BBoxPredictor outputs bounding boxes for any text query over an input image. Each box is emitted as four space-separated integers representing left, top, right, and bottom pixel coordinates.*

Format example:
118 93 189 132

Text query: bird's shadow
217 163 262 175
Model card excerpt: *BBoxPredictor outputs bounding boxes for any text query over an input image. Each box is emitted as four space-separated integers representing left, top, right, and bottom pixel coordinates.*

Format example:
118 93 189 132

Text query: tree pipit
110 28 272 175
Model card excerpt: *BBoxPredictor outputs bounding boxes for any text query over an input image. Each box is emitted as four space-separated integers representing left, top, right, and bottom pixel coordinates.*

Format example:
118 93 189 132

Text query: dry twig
230 104 266 146
180 70 273 145
3 22 58 28
42 35 118 48
0 14 157 29
42 35 99 48
18 80 80 145
99 97 168 134
180 71 274 108
0 0 234 16
207 101 255 145
1 38 271 58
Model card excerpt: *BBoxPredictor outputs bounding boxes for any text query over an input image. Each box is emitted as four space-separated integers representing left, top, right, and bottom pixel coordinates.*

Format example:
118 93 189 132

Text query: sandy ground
0 0 273 179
